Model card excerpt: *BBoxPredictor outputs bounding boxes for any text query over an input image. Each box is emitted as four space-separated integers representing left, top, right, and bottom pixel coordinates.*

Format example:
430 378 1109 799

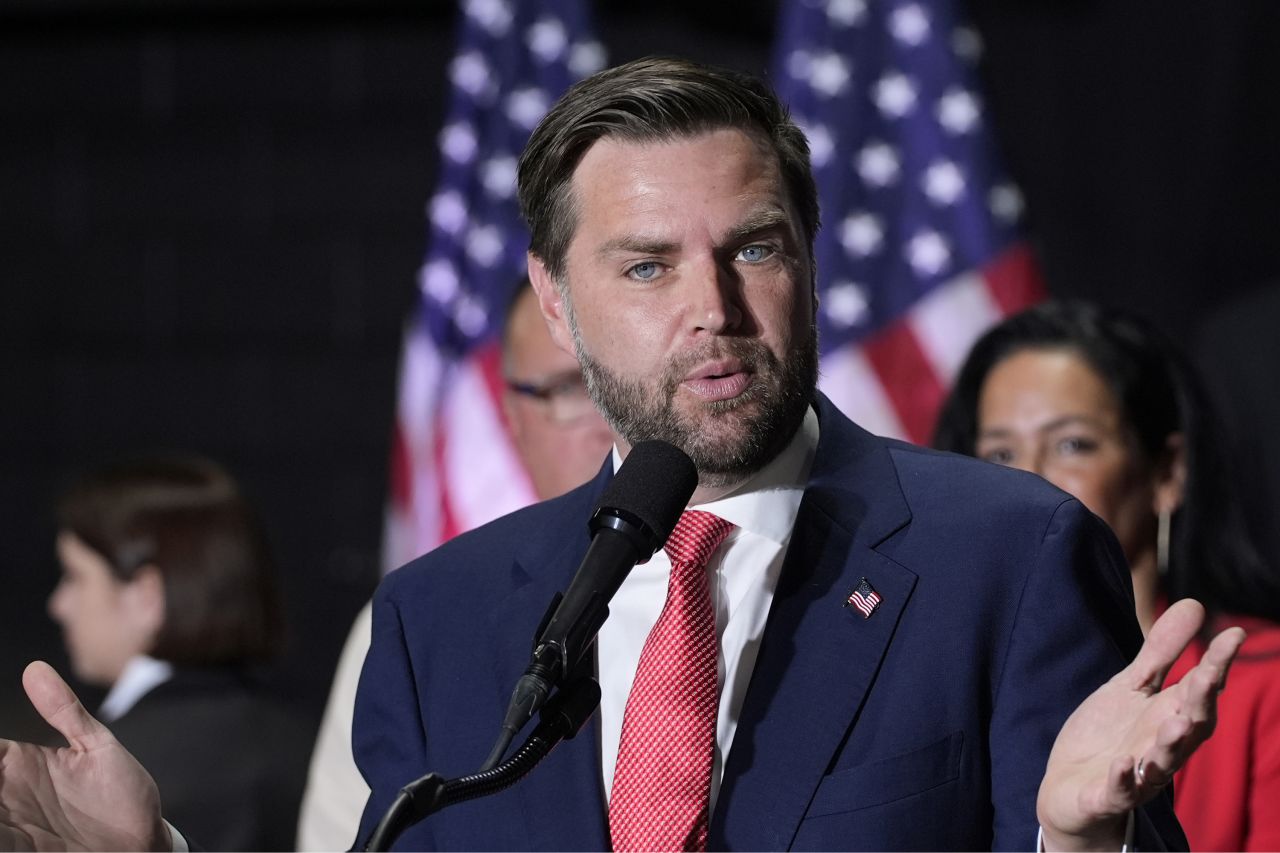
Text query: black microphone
485 440 697 767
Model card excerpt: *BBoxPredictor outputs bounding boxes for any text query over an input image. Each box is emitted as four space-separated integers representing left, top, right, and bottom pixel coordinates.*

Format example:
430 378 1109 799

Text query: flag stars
480 155 517 199
937 88 981 134
990 183 1025 224
824 281 871 328
450 51 494 102
800 119 836 169
464 0 513 37
808 51 853 96
826 0 867 27
452 292 489 338
923 160 966 205
419 259 459 304
526 17 568 63
889 4 931 46
840 212 884 257
439 121 478 165
466 224 505 268
569 40 606 76
505 87 550 130
873 72 918 118
857 142 901 187
430 190 468 236
787 50 852 98
906 230 951 277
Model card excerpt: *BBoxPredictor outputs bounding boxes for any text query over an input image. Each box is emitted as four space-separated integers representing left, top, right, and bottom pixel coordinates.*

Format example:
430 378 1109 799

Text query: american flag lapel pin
845 577 882 619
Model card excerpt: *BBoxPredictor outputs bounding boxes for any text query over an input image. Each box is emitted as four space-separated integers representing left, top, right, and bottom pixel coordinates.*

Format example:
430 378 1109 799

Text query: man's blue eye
738 245 773 263
630 262 659 280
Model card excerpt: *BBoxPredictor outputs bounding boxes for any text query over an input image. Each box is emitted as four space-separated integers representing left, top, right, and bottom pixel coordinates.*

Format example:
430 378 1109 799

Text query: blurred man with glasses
502 278 615 500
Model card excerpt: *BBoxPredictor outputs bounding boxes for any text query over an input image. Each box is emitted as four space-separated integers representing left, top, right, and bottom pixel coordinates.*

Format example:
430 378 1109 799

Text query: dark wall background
3 0 1279 744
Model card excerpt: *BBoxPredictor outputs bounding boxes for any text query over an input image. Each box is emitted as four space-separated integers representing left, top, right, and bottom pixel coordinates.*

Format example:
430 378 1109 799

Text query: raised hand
1037 599 1246 851
0 662 168 852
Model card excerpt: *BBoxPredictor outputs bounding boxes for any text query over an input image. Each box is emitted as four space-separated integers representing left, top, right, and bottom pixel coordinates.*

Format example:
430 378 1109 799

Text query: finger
1135 713 1195 794
21 660 113 752
1107 754 1139 809
1166 626 1245 725
1122 599 1205 692
1199 626 1246 690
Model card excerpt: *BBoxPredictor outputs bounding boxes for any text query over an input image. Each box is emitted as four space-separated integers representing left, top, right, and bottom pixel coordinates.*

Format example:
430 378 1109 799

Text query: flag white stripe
439 360 537 533
818 347 910 441
906 270 1003 385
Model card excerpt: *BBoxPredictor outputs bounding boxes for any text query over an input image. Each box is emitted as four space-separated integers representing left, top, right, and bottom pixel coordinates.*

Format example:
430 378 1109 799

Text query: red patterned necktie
609 510 736 853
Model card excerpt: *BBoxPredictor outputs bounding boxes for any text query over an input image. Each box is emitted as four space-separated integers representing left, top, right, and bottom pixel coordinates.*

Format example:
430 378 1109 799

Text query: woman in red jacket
935 300 1280 851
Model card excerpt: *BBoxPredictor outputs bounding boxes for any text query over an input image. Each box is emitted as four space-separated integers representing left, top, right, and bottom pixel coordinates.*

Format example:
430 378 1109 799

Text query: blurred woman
49 454 312 851
934 300 1280 851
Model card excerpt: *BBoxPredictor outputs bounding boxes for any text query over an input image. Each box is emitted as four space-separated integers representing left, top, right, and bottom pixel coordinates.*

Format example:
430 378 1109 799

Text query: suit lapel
711 396 918 850
486 468 612 850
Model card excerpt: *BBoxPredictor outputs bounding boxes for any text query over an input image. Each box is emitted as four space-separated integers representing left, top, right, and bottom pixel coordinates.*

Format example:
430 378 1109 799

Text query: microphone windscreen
595 440 697 543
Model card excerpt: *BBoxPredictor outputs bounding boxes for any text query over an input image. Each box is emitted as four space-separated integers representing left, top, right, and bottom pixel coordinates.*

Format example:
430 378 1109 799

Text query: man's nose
687 258 743 334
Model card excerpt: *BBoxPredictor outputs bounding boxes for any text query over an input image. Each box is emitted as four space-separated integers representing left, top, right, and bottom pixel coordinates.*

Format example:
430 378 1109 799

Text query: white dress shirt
597 406 819 810
98 655 172 723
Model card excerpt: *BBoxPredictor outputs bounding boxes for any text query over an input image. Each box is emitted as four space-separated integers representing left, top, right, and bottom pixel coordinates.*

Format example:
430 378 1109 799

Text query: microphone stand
363 676 601 852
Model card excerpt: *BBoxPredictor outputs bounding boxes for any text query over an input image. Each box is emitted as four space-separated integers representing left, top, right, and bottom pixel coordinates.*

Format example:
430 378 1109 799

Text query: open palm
0 662 166 852
1038 599 1246 850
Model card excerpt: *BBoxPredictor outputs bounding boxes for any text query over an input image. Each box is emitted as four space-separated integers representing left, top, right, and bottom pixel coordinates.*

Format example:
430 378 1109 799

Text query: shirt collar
610 404 819 547
99 654 173 722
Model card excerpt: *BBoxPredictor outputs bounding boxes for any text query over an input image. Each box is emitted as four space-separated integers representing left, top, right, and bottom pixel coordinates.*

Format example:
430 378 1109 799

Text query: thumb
22 660 113 752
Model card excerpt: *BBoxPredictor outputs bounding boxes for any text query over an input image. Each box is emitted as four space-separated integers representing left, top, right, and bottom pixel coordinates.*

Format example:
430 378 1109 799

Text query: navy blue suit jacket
353 395 1184 850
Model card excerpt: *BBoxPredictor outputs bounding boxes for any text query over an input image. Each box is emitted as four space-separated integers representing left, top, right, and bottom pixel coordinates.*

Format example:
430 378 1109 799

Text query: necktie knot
664 510 735 568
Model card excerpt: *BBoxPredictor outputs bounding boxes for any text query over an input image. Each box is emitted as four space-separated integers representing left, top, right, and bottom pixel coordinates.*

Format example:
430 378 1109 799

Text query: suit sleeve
988 498 1185 851
352 580 437 852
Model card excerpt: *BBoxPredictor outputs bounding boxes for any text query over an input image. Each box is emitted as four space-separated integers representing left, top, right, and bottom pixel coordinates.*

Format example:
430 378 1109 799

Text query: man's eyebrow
593 208 793 260
595 236 680 259
723 207 793 244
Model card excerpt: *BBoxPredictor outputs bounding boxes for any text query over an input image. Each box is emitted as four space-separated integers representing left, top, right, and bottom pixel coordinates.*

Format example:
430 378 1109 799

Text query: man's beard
571 322 819 488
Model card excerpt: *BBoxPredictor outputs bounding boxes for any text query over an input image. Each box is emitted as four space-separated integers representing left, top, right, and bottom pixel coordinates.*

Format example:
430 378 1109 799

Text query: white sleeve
166 820 189 853
296 602 375 851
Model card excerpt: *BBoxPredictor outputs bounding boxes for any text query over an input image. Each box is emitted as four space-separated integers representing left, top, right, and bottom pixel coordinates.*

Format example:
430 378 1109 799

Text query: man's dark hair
933 300 1280 625
56 454 284 666
517 56 820 282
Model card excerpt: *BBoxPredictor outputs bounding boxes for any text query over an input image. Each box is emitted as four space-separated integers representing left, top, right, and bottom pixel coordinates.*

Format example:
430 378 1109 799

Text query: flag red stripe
863 323 947 446
389 420 412 511
475 342 512 435
983 244 1045 315
434 416 461 543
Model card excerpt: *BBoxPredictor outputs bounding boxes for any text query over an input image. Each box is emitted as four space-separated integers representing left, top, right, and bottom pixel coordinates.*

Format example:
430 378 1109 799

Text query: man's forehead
565 129 797 247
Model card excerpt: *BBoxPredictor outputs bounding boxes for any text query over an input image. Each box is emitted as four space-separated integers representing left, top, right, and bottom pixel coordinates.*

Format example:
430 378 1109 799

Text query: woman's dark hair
934 300 1280 623
56 454 283 667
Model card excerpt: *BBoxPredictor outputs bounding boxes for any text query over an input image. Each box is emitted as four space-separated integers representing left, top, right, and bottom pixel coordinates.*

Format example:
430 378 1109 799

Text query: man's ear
527 253 576 355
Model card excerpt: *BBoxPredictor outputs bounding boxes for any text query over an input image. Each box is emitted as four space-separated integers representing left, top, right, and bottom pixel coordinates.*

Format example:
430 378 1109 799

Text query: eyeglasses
505 371 598 424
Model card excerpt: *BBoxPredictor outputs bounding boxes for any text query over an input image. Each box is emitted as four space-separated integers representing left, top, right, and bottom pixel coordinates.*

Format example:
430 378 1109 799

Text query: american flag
847 577 883 618
383 0 606 569
773 0 1044 444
